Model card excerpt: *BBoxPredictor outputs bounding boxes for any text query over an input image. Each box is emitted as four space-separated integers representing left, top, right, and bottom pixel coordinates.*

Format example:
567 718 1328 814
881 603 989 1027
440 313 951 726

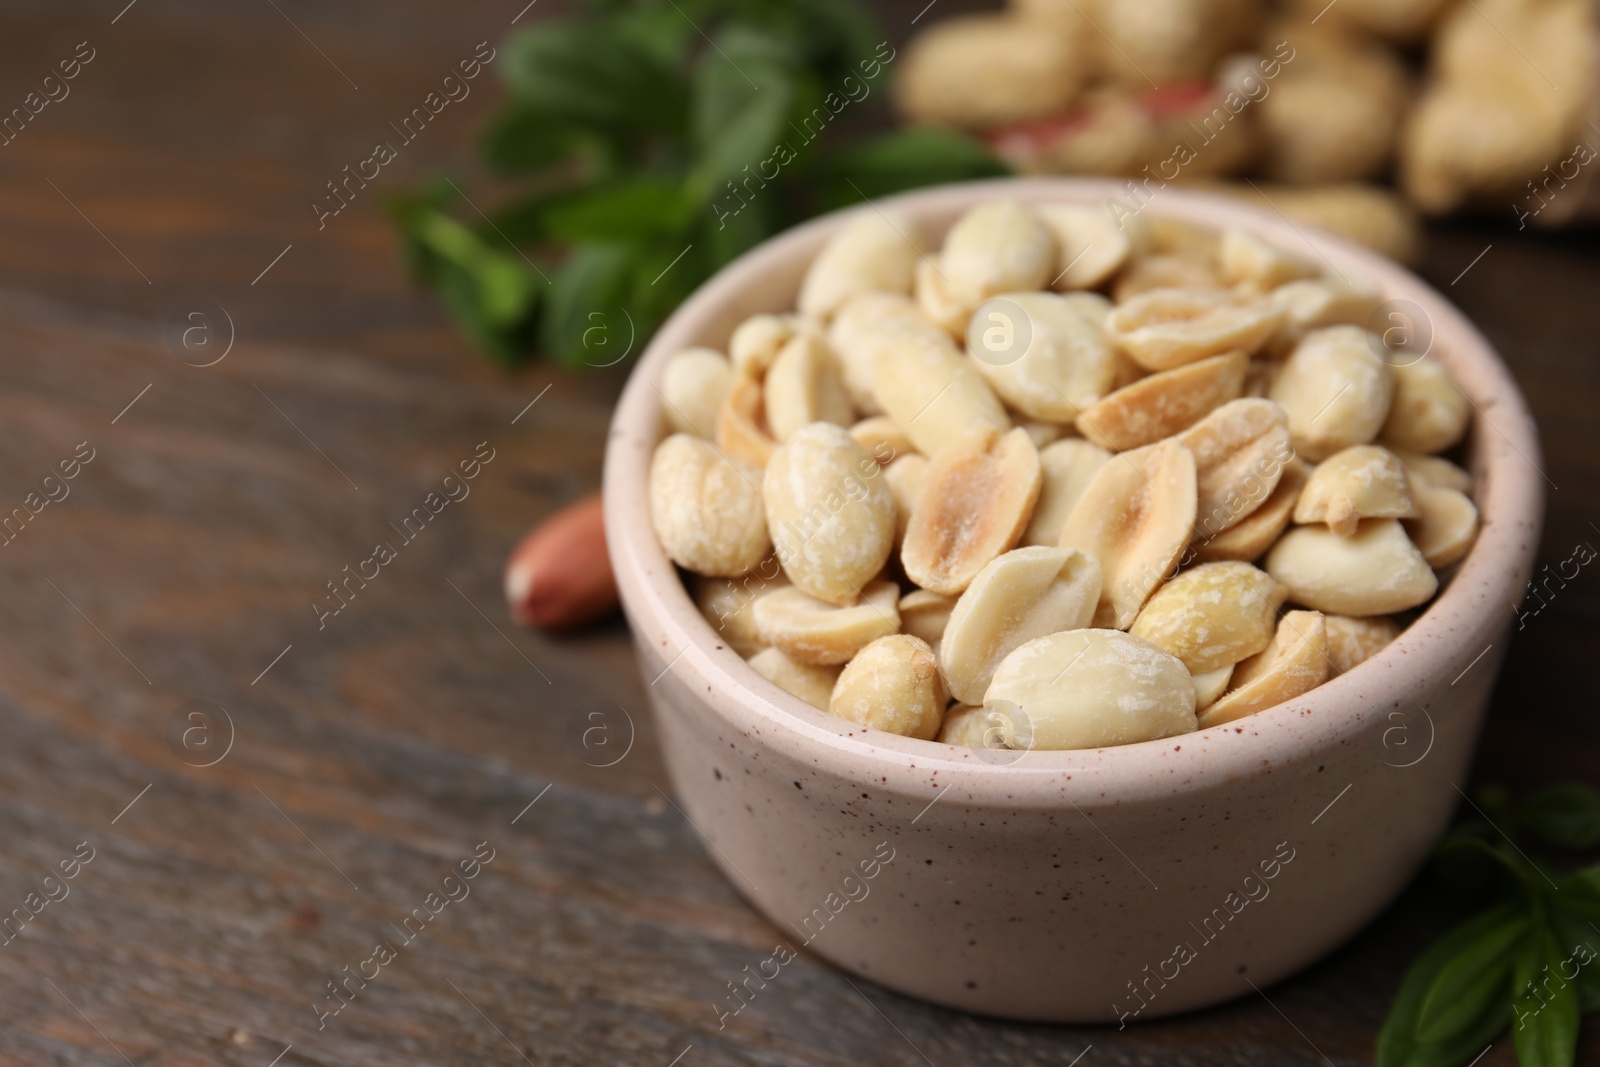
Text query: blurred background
0 1 1596 1064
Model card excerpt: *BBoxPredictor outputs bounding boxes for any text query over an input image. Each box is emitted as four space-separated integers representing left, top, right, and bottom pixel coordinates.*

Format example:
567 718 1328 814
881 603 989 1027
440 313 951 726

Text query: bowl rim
602 177 1544 805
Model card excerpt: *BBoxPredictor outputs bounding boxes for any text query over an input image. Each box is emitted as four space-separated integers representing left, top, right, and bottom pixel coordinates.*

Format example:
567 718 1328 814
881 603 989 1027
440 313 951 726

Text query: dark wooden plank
0 2 1596 1065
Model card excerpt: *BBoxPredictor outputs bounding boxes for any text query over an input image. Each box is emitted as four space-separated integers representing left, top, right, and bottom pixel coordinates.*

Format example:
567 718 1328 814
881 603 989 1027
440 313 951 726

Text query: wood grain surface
0 2 1596 1064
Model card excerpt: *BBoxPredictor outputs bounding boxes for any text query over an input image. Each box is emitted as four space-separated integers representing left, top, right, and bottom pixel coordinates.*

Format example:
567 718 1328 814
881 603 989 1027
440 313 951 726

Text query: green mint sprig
390 0 1006 366
1380 783 1600 1067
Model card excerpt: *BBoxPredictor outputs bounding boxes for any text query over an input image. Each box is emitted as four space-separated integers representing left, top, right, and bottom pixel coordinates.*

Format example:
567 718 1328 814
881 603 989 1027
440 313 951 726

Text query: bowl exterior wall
634 629 1504 1021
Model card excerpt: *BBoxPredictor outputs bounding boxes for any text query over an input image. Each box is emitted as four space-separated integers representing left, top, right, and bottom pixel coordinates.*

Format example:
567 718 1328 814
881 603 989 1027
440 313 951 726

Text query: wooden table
0 2 1595 1064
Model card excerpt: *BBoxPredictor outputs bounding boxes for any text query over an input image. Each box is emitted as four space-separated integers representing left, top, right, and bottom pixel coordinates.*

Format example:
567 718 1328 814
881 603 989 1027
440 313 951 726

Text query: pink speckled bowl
602 179 1543 1022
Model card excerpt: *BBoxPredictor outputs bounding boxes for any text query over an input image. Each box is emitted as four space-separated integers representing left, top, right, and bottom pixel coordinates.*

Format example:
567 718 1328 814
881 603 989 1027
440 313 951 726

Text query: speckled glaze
602 180 1543 1022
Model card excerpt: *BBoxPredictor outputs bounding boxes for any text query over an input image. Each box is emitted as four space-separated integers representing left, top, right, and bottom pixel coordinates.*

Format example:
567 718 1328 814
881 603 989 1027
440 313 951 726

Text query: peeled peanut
1059 438 1198 628
1269 325 1395 461
939 200 1056 314
1129 562 1288 674
1193 459 1307 562
1191 664 1233 710
1062 290 1114 330
1179 398 1294 537
748 647 841 712
884 454 927 544
1267 278 1382 356
660 348 732 439
693 566 786 657
1113 255 1221 303
504 495 619 631
899 589 956 658
730 314 801 378
763 333 854 441
752 579 901 666
983 629 1197 750
1076 351 1247 451
937 703 1000 747
870 329 1010 457
1325 615 1400 676
763 423 895 605
1148 217 1222 263
1265 519 1438 615
1105 288 1284 371
829 635 945 740
1294 445 1419 536
1218 228 1318 292
903 427 1042 595
896 13 1086 130
650 434 770 578
1023 438 1111 547
1039 203 1148 291
1019 419 1065 450
1396 450 1472 494
828 293 947 413
799 209 923 319
1198 611 1329 728
1406 484 1479 569
849 417 914 464
939 546 1102 704
716 373 776 468
915 257 970 337
1380 358 1470 455
967 291 1116 421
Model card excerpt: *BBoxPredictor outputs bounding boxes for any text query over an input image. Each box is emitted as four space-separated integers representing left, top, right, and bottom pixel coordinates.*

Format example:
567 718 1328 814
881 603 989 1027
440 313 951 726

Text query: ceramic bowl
601 179 1543 1022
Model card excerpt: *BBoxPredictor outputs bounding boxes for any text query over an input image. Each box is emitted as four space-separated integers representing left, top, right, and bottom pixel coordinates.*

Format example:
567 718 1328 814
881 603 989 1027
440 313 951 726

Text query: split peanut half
1058 437 1198 628
1198 611 1330 728
903 426 1043 595
1293 445 1419 536
1075 350 1248 451
983 629 1197 750
748 647 842 712
753 579 901 666
938 546 1102 704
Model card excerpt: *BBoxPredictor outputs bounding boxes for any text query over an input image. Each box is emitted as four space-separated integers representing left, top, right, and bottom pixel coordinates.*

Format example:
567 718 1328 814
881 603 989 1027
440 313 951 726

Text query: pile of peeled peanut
648 200 1478 752
899 0 1598 239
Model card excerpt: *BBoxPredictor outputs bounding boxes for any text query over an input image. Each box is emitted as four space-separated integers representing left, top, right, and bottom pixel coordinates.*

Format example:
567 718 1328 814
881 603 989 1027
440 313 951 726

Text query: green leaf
1516 783 1600 850
390 198 544 364
1414 910 1529 1043
1556 865 1600 921
810 127 1009 211
1379 905 1524 1067
1403 998 1512 1067
1511 920 1583 1067
688 28 800 199
539 178 695 243
500 19 684 135
479 104 584 174
1550 909 1600 1011
539 243 641 366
